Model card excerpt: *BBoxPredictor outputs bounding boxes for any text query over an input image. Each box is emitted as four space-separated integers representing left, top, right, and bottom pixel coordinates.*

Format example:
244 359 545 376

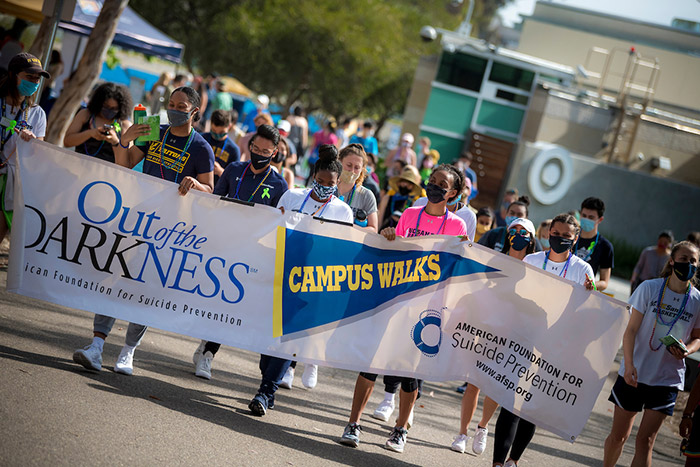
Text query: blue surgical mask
540 238 550 249
580 218 596 232
505 215 518 226
18 79 40 97
312 179 336 201
447 194 462 206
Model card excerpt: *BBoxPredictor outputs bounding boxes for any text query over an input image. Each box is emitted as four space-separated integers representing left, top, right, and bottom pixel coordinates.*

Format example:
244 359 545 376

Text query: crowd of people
3 51 700 466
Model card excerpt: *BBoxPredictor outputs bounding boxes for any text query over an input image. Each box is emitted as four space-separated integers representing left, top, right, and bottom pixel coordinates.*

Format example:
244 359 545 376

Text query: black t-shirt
574 233 614 274
214 161 288 207
139 125 214 183
478 226 543 253
74 116 118 163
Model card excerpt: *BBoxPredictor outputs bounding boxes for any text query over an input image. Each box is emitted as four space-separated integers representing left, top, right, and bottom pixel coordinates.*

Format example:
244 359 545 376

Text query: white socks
91 336 105 351
384 392 396 404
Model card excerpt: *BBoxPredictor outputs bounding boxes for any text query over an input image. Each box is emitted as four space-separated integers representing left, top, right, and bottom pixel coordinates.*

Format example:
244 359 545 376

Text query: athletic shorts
608 375 678 416
358 372 418 393
684 410 700 458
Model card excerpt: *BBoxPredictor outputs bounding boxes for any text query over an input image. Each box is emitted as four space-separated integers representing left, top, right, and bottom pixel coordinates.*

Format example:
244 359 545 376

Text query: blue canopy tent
59 0 184 63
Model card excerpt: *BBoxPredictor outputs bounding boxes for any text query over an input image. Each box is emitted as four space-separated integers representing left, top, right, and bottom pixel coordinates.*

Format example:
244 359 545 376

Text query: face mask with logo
580 218 596 232
167 109 192 127
549 235 574 254
505 215 518 226
673 262 697 282
101 107 118 120
250 150 273 170
312 179 336 201
425 183 447 204
509 233 530 251
339 170 360 185
18 79 40 97
211 132 227 141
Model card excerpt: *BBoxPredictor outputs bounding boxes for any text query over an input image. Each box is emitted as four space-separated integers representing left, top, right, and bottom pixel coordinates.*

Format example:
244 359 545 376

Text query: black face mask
673 262 697 282
101 107 118 120
250 151 273 170
510 234 530 251
549 235 574 254
425 183 447 203
398 185 411 196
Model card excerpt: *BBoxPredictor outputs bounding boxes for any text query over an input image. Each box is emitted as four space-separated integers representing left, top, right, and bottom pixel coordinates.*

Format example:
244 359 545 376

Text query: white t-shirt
523 251 593 287
1 101 47 211
413 196 476 241
279 188 354 224
619 278 700 388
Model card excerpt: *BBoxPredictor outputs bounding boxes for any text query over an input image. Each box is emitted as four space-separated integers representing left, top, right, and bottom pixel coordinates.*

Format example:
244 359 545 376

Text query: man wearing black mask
191 124 288 380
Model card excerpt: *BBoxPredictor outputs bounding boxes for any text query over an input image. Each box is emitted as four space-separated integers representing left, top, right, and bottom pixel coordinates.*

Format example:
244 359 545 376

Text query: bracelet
118 138 129 149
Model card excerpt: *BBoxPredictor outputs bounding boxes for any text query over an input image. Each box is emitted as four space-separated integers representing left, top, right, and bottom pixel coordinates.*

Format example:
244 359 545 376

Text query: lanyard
233 162 272 202
159 126 195 183
542 250 572 278
575 232 599 262
342 184 358 207
299 189 333 217
1 98 26 153
648 277 691 351
82 115 109 157
411 206 448 238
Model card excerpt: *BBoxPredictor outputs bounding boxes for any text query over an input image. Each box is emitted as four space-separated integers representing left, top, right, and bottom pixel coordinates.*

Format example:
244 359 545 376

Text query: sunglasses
508 228 530 237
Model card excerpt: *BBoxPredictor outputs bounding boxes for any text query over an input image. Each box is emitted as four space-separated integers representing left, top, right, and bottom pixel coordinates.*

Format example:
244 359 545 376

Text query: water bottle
133 104 147 146
354 209 368 228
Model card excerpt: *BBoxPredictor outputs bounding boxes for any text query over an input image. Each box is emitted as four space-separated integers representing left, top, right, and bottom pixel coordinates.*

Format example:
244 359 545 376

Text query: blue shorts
608 375 678 416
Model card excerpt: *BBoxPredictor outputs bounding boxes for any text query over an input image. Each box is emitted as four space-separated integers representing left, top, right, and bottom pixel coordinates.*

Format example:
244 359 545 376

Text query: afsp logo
411 308 445 357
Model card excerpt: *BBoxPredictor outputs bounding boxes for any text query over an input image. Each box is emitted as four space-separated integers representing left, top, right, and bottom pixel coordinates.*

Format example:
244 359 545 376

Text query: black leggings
204 341 221 355
492 409 536 465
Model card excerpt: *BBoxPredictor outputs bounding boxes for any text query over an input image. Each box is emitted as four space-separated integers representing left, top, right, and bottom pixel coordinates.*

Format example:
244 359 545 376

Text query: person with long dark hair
72 86 214 377
0 53 49 246
64 82 133 162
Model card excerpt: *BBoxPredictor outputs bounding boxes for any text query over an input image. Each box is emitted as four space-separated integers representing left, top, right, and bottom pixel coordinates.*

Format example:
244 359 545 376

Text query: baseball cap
9 53 50 79
276 120 291 134
257 94 270 106
508 218 536 237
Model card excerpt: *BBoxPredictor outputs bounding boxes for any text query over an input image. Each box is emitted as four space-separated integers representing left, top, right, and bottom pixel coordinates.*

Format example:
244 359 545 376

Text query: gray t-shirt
340 184 377 219
634 246 670 281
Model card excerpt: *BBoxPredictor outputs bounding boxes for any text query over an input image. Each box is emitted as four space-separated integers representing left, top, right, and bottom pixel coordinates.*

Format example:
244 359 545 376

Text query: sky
498 0 700 28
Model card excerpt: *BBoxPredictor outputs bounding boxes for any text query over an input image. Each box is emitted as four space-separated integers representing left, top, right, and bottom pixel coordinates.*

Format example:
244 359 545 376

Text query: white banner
10 140 629 441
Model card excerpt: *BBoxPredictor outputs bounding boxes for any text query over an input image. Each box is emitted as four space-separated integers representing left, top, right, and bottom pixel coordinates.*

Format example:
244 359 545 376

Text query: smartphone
102 124 114 135
659 335 688 353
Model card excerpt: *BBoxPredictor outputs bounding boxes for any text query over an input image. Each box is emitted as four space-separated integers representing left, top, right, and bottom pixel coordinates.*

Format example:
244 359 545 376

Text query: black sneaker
385 426 408 453
339 423 362 448
248 393 268 416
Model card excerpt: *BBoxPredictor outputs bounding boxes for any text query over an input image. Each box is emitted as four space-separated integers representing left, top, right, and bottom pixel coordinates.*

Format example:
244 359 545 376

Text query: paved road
0 272 685 466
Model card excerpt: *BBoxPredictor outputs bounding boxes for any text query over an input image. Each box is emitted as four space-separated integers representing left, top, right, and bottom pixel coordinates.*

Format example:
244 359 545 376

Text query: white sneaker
472 426 488 455
192 340 206 365
504 460 517 467
280 366 295 389
72 344 102 371
114 346 135 375
451 433 469 453
302 364 318 389
195 351 214 380
372 398 395 421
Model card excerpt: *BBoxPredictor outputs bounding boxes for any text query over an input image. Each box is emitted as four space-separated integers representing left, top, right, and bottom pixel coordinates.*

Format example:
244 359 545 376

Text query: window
495 89 529 106
488 63 534 91
436 52 487 92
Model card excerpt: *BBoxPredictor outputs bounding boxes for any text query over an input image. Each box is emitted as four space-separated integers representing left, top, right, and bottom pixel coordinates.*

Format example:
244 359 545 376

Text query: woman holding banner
491 213 594 467
248 144 351 415
0 53 49 249
72 86 214 376
451 217 537 456
339 164 467 454
604 241 700 467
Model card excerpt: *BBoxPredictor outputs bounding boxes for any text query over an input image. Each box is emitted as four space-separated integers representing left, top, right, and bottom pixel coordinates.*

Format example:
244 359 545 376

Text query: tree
129 0 511 123
45 0 129 145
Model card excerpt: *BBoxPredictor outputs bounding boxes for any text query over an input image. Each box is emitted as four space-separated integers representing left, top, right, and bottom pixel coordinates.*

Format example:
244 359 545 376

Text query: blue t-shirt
139 126 214 183
350 134 378 155
214 161 288 207
202 132 240 169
